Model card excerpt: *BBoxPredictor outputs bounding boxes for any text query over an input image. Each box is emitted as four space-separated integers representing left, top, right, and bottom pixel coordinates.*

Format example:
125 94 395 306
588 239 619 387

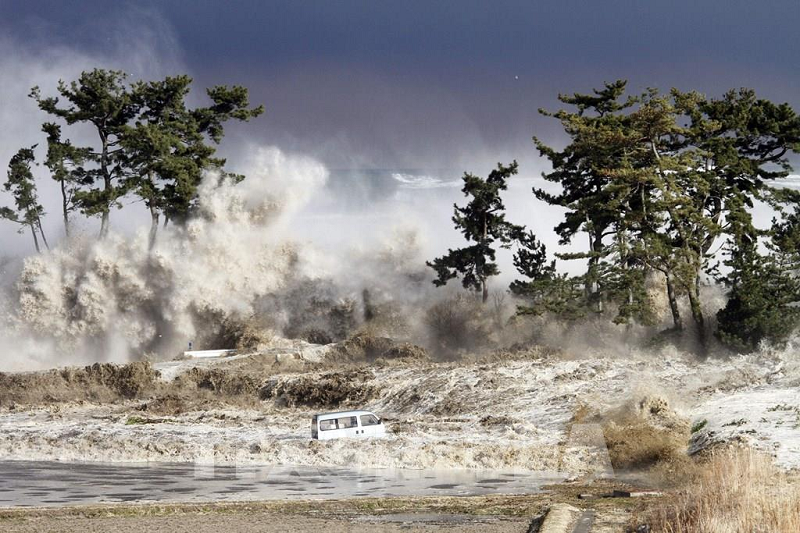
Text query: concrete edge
529 503 582 533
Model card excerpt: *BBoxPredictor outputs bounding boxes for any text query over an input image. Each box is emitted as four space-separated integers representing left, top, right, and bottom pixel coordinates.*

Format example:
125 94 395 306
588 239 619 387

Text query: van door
318 417 339 440
337 415 359 438
359 413 381 437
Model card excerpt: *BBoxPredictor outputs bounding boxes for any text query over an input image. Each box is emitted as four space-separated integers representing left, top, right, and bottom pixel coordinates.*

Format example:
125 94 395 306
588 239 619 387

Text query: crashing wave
1 147 328 370
391 172 460 189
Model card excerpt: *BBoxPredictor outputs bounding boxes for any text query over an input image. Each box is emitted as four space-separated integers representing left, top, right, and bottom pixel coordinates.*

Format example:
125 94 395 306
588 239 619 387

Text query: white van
311 410 387 440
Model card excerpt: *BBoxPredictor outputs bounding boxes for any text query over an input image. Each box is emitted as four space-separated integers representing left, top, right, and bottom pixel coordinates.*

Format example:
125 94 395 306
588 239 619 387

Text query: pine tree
30 69 137 238
122 75 263 248
716 188 800 351
30 69 264 242
533 80 640 313
1 147 49 252
715 214 800 352
535 82 800 351
509 230 585 319
427 161 521 303
42 122 92 238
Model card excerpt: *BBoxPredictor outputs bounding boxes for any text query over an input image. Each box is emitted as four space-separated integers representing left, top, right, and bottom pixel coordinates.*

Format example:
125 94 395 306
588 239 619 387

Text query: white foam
2 350 796 472
1 148 329 370
391 173 460 189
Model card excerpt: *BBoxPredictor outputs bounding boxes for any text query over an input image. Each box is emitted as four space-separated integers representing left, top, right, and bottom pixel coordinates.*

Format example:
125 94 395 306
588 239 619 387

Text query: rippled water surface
0 461 562 507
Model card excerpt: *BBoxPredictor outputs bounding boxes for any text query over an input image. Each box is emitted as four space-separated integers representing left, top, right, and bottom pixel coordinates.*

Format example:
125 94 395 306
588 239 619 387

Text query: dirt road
2 513 531 533
0 489 643 533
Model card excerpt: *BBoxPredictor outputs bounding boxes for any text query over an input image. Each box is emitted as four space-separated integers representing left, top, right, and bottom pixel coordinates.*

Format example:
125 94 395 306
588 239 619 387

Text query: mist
0 16 581 372
1 4 798 374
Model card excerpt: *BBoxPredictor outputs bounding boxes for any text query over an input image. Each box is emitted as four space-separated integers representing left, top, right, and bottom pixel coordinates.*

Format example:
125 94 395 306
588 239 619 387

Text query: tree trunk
687 277 707 355
665 272 683 330
30 223 40 253
480 213 489 304
587 228 604 313
99 210 110 238
99 132 111 239
148 206 159 250
60 181 70 239
619 232 634 309
36 217 49 251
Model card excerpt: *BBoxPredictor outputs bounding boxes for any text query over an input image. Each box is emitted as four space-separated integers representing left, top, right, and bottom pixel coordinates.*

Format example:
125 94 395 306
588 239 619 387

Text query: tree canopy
28 68 264 242
427 161 522 302
530 81 800 350
1 147 49 253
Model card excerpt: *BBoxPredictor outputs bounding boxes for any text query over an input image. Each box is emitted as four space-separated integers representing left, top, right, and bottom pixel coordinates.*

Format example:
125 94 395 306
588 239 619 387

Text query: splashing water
1 147 330 370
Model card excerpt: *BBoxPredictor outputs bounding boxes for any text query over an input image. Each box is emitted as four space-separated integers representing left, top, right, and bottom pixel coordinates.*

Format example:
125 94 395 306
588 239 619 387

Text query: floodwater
0 461 562 507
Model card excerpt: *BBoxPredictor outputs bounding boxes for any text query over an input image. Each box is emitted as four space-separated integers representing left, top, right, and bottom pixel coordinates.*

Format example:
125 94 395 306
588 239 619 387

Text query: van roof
315 410 375 419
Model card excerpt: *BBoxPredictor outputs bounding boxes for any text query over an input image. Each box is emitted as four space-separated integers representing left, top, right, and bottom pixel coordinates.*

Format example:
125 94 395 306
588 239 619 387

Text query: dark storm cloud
2 0 799 170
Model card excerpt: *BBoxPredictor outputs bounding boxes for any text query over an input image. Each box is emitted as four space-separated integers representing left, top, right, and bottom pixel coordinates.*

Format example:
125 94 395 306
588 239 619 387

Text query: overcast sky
2 0 798 171
0 0 799 258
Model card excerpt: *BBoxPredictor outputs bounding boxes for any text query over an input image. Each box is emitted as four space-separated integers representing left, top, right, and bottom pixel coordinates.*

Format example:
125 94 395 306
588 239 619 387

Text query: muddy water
0 461 562 507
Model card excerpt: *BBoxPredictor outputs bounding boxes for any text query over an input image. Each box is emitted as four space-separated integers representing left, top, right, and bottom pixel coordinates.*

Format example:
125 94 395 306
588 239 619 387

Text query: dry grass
470 344 561 364
642 448 800 533
0 361 266 411
324 331 429 365
178 367 261 396
0 333 408 412
593 396 692 481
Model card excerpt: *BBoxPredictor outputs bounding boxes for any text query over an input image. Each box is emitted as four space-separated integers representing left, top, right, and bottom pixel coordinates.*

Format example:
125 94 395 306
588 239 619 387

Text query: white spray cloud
0 15 444 371
0 7 595 372
1 146 330 370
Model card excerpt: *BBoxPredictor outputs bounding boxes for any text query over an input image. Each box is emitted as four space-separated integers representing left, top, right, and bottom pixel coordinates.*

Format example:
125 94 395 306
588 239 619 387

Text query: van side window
360 414 379 426
319 419 337 431
337 416 358 429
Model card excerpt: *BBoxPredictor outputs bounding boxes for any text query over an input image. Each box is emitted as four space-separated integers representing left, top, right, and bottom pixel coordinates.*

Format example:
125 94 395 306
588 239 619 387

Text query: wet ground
0 460 563 507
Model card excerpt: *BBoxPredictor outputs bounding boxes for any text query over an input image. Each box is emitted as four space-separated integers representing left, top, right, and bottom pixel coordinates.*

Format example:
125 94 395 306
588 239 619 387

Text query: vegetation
41 122 92 238
428 80 800 353
526 81 800 350
19 68 262 243
714 189 800 350
4 70 800 354
121 75 263 247
427 161 523 302
509 229 582 320
640 448 800 532
0 147 49 252
715 243 800 351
